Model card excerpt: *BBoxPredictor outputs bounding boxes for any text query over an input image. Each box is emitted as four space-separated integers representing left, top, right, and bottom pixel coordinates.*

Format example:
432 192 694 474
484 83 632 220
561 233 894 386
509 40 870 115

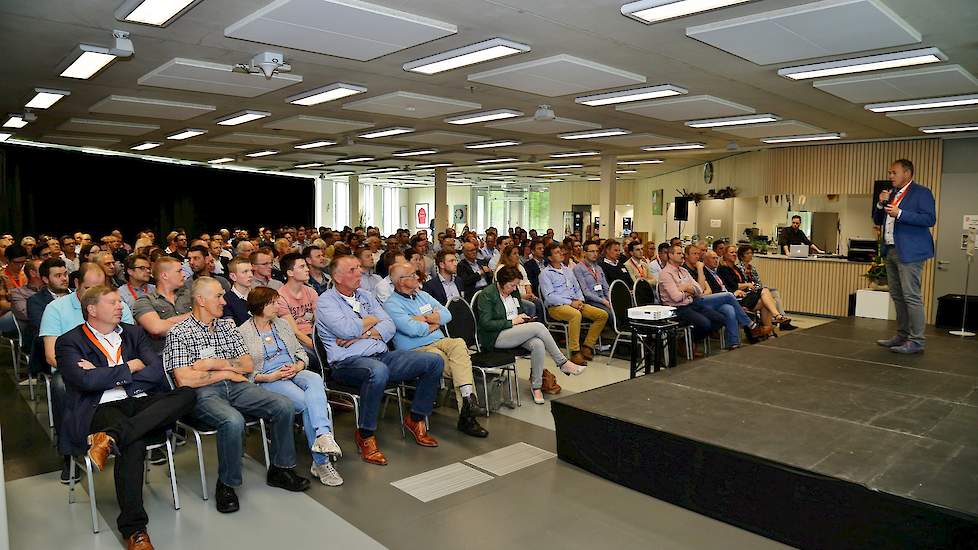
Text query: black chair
608 280 645 358
445 297 520 412
633 278 656 307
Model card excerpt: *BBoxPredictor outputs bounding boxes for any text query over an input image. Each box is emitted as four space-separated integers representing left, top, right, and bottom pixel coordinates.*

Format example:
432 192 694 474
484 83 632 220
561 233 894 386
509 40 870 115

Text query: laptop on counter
788 244 809 258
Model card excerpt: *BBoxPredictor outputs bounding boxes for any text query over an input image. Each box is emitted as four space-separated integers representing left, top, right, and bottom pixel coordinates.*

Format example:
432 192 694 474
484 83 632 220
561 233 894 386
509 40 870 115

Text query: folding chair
446 296 520 414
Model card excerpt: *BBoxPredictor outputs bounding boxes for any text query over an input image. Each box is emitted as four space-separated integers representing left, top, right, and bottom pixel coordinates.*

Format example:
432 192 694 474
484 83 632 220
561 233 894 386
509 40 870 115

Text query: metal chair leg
86 456 99 533
396 386 406 438
258 420 270 470
475 368 489 417
68 457 77 504
165 439 180 510
44 375 54 428
192 430 208 501
511 366 520 407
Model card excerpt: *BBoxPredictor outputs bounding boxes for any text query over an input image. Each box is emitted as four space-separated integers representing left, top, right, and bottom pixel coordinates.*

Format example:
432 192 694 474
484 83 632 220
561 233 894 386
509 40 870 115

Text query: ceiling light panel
482 168 517 173
3 115 28 129
358 127 414 139
779 47 946 80
686 114 780 128
576 84 687 106
621 0 753 23
167 128 207 140
476 157 521 164
294 162 325 168
558 128 631 140
546 164 584 169
116 0 202 26
468 54 646 97
464 139 521 149
866 94 978 113
245 150 278 157
445 109 523 125
618 159 664 165
919 123 978 134
0 132 12 142
415 163 453 168
60 47 116 79
294 140 336 149
287 82 367 105
761 132 843 143
25 88 71 109
216 110 271 126
130 141 162 151
337 156 375 163
404 38 531 74
549 151 600 158
641 142 706 151
209 157 235 164
393 148 438 157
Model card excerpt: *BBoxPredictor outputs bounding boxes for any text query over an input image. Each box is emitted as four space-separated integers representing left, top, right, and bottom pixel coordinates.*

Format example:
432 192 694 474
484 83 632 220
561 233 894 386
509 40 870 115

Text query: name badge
303 311 314 321
419 303 433 314
593 284 603 291
200 346 216 359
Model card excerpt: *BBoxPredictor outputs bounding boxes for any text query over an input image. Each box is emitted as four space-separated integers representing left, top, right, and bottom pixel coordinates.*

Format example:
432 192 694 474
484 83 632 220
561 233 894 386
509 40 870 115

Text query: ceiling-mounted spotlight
233 52 291 79
115 0 203 26
533 105 556 122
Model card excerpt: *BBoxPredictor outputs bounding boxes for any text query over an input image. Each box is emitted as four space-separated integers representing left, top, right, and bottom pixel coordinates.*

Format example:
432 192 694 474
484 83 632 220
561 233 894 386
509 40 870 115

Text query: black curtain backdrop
0 143 314 241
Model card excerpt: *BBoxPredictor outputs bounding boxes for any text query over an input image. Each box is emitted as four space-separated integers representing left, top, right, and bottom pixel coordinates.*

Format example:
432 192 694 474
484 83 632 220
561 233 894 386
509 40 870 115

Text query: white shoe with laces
311 461 344 487
311 432 342 458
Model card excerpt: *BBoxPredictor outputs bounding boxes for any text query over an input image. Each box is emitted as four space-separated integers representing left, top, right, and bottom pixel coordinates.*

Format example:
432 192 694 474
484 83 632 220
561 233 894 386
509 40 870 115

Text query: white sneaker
311 432 342 458
311 462 344 487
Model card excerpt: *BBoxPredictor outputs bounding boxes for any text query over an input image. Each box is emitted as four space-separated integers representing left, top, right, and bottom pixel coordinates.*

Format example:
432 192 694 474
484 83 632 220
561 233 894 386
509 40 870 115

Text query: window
360 183 374 227
333 179 348 228
527 190 550 232
382 186 401 235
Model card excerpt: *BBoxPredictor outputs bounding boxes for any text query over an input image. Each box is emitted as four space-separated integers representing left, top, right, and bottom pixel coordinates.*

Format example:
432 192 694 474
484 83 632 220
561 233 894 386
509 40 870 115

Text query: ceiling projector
533 104 556 122
233 51 292 79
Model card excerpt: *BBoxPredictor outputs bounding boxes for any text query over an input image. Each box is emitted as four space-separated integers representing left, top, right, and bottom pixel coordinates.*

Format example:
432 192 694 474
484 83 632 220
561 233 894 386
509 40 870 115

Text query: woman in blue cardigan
476 267 585 404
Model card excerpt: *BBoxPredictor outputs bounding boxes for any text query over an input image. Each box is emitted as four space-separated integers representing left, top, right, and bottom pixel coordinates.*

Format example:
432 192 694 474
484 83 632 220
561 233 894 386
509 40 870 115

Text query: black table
628 318 679 378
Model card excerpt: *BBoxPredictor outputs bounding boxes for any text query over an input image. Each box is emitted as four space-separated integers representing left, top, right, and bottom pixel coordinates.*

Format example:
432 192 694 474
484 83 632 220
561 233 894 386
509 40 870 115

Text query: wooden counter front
752 256 869 317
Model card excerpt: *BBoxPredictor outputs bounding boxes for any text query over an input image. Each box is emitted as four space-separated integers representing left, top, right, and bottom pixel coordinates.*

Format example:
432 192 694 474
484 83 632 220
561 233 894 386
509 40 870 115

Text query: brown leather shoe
87 432 116 472
403 416 439 447
580 346 595 360
540 372 562 395
127 530 154 550
568 352 587 367
750 325 773 340
354 432 388 465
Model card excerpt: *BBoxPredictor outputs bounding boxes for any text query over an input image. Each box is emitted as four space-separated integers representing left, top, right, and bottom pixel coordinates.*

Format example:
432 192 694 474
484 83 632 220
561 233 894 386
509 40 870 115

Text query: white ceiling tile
616 95 755 121
392 131 487 145
686 0 922 65
240 159 295 169
503 143 575 155
170 144 244 155
429 151 483 163
210 132 301 145
886 106 978 127
714 120 825 138
224 0 456 62
56 118 159 136
41 134 121 146
329 143 400 155
589 132 685 147
279 152 342 162
138 58 303 98
813 65 978 103
263 115 374 133
88 95 216 120
485 116 600 134
468 54 646 97
342 92 481 118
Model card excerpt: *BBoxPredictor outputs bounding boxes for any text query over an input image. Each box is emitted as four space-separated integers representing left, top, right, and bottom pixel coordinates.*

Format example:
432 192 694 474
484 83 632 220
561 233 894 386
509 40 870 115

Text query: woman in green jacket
477 266 585 404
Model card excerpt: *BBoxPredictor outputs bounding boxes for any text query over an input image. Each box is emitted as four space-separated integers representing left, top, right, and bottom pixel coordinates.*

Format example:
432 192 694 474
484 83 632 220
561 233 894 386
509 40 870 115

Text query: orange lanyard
583 262 600 283
82 324 123 365
892 183 911 208
630 258 646 277
126 283 139 300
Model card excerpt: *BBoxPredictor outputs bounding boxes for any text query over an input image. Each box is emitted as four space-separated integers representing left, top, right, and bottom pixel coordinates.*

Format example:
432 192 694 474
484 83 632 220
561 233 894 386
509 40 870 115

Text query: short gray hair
191 276 221 298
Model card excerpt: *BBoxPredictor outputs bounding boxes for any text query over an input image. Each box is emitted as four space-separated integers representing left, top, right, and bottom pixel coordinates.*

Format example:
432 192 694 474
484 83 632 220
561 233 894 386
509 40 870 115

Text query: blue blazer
873 182 936 263
56 323 174 456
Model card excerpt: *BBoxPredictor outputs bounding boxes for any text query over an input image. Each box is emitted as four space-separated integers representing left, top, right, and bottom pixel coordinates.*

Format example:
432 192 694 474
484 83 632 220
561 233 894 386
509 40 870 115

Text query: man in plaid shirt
163 277 309 514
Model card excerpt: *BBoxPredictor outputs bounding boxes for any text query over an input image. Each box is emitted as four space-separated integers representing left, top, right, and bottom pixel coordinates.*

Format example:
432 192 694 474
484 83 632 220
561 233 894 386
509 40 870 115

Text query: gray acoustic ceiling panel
329 143 400 155
617 95 755 121
279 152 342 162
813 65 978 103
715 120 824 138
485 116 600 134
886 106 978 127
89 95 216 120
138 58 303 97
432 151 484 163
224 0 456 62
686 0 922 65
263 115 374 133
468 54 646 97
56 118 159 136
210 132 301 145
392 131 487 145
503 143 575 155
41 134 121 146
170 144 244 155
343 92 481 118
590 132 685 147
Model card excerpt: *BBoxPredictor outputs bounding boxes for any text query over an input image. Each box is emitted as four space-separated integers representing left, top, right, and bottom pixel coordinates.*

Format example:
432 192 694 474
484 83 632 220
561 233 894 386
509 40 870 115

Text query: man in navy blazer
57 285 196 550
873 159 936 354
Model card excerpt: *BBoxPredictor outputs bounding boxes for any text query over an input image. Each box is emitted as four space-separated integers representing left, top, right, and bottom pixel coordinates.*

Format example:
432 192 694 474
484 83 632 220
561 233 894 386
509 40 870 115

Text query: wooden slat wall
753 257 868 317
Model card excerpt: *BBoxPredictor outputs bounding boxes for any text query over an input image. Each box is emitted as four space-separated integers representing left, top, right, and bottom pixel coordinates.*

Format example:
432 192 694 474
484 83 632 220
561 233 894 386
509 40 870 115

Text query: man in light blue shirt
315 256 444 466
539 244 607 364
572 240 612 317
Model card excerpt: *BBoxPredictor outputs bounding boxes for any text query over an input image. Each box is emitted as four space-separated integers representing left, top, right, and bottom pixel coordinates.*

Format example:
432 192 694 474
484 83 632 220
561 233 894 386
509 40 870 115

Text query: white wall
405 186 472 230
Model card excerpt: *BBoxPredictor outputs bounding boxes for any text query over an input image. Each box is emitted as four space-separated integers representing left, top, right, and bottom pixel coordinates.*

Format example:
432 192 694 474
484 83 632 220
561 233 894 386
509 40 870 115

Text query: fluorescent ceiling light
483 168 517 173
445 109 523 125
286 82 367 106
464 139 521 149
3 115 28 129
476 157 520 163
0 132 13 142
208 157 235 164
919 123 978 134
576 84 687 106
294 162 325 168
865 94 978 113
549 151 599 158
367 167 401 173
337 156 375 163
327 171 355 176
778 48 946 80
542 172 573 177
358 127 414 138
415 163 453 168
587 177 601 181
392 148 438 157
686 114 780 128
558 128 631 140
130 141 161 151
761 132 844 144
621 0 753 24
641 142 706 151
166 128 206 140
25 88 71 109
60 47 117 79
403 38 531 74
116 0 201 26
216 110 271 126
616 169 637 174
245 150 278 157
293 140 336 149
618 159 664 165
546 163 584 169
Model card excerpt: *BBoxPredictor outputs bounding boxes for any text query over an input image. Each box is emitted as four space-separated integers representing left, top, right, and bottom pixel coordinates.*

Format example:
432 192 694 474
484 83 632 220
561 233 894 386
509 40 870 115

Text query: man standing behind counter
779 215 824 255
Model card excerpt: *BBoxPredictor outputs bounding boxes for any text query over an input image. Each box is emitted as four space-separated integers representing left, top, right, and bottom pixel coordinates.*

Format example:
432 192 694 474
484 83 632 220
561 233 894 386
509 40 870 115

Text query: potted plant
864 241 888 290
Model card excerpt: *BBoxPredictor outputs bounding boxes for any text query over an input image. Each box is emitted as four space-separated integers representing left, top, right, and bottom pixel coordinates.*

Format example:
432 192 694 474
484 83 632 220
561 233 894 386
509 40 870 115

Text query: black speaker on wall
674 197 689 221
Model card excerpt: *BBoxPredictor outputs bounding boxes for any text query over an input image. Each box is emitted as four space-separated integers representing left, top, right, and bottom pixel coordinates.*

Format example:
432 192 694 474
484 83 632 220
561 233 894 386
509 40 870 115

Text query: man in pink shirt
658 245 727 357
276 253 320 372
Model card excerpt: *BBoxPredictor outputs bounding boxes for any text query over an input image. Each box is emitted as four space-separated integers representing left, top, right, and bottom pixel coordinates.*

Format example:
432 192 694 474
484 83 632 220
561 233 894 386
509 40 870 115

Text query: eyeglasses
253 261 272 266
398 273 420 281
133 266 151 271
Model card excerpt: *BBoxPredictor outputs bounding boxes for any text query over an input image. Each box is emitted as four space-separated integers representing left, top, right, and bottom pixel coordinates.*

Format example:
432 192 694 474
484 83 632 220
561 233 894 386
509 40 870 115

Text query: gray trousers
494 322 568 389
885 247 926 346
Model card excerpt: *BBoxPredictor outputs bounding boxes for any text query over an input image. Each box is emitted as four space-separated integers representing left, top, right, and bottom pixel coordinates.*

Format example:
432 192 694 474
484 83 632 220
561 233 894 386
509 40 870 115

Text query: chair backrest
445 297 479 350
469 289 483 311
312 327 329 373
634 278 656 307
609 280 633 333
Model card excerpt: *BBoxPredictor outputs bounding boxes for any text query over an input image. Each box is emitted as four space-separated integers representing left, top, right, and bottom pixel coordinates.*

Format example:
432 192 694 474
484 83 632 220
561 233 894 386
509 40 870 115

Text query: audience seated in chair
539 243 608 365
119 254 155 312
494 244 542 317
422 249 463 305
717 245 789 331
133 256 192 353
735 245 795 330
624 241 657 285
598 239 634 289
457 242 492 300
222 256 253 326
274 252 321 373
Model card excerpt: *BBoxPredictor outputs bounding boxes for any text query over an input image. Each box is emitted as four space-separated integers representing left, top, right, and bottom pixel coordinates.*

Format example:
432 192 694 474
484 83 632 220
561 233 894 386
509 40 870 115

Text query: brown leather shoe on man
580 346 595 360
750 325 773 340
568 352 587 367
354 431 388 465
87 432 117 472
403 416 439 447
540 370 562 395
127 530 154 550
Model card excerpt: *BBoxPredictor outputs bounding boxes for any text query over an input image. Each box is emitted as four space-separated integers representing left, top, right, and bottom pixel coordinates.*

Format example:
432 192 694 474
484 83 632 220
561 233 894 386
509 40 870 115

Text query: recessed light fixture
778 47 947 80
403 38 531 74
25 88 71 109
0 132 13 142
130 141 161 151
392 148 438 157
166 128 206 140
686 114 780 128
616 169 638 174
641 142 706 151
208 157 235 164
293 140 336 150
216 110 271 126
445 109 523 125
286 82 367 105
549 151 600 158
60 46 117 79
115 0 202 26
415 162 453 169
919 123 978 134
576 84 687 106
3 115 28 129
326 170 355 176
761 132 844 144
337 156 375 163
358 127 414 139
464 139 522 149
865 94 978 113
542 172 573 177
546 163 584 169
367 167 401 173
587 177 601 181
294 162 325 169
558 128 631 140
245 150 278 157
476 157 521 164
621 0 753 24
483 168 518 173
618 159 664 165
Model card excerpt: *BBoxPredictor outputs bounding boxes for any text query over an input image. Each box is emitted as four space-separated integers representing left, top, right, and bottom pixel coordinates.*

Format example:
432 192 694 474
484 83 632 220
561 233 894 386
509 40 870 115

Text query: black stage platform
552 317 978 549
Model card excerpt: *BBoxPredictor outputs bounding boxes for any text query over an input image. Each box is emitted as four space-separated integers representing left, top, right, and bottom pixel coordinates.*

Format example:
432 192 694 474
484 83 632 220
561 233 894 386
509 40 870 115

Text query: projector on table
628 305 676 321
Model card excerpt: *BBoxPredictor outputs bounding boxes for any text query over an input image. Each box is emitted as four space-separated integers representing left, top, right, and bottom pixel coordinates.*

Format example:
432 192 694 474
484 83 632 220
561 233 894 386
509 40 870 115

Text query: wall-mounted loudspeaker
674 197 689 221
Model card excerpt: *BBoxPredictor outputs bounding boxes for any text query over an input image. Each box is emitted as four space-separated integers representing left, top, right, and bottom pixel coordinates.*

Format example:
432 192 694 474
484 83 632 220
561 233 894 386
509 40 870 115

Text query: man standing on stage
874 159 936 355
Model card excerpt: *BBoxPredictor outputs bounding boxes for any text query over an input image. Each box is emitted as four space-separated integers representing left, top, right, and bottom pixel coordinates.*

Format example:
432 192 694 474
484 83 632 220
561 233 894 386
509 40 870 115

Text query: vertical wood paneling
753 257 867 317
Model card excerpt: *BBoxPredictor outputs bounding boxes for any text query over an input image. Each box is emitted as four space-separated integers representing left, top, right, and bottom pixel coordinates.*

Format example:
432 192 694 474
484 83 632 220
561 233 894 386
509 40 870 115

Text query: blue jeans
331 350 444 432
261 370 332 466
0 311 15 334
696 293 753 346
191 380 296 487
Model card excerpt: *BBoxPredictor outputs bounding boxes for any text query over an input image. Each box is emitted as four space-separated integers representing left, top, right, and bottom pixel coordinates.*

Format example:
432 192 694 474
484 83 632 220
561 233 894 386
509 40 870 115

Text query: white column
599 155 617 238
434 167 449 233
348 174 359 228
